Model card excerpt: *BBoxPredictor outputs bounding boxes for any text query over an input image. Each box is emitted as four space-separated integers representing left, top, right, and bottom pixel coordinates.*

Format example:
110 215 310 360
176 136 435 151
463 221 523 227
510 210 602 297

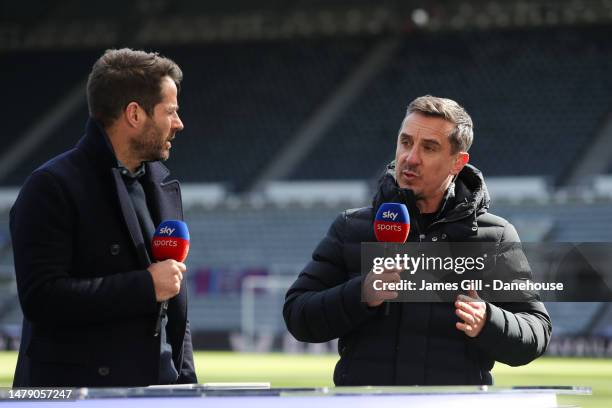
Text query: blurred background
0 0 612 404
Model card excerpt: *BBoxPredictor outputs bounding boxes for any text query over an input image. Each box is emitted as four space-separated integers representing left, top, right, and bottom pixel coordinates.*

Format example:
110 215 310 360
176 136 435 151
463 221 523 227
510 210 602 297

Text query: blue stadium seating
163 38 375 190
4 27 612 187
2 50 99 186
290 26 612 182
1 39 375 189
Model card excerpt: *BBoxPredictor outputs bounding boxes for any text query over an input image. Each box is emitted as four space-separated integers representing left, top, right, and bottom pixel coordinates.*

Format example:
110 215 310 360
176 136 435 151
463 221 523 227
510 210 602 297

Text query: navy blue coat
10 119 196 387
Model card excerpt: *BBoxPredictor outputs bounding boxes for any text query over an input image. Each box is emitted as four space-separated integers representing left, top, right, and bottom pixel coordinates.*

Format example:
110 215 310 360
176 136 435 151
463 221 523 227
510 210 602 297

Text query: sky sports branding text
153 239 178 247
158 227 176 235
372 254 486 275
381 210 399 221
376 223 404 232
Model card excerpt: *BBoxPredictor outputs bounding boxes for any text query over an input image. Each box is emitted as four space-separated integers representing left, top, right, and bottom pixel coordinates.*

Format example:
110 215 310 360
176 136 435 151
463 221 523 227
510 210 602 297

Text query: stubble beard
130 121 170 163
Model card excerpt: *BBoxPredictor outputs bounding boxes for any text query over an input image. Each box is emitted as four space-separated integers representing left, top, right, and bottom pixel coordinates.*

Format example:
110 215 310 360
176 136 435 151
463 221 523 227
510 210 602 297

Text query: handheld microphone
374 202 410 243
152 220 190 262
374 203 410 315
152 220 190 336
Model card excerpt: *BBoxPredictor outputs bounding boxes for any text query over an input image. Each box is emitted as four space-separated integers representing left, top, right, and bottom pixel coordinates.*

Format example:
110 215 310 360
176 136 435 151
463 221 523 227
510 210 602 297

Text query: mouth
166 136 175 149
401 170 419 180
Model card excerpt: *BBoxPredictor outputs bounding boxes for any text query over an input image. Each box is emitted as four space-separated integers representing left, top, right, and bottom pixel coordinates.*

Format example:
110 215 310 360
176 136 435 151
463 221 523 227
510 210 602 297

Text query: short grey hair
406 95 474 153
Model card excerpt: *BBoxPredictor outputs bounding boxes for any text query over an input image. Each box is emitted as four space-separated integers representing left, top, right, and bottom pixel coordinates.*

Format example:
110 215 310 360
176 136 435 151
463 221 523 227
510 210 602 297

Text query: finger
380 273 401 283
457 298 486 318
457 294 476 303
458 294 484 306
177 271 183 281
378 291 399 300
455 300 478 315
176 262 187 272
456 322 473 333
455 308 475 326
369 273 400 286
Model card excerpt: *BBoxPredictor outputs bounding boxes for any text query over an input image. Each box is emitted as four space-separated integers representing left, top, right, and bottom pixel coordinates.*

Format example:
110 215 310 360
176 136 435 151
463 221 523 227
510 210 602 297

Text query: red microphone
152 220 190 336
374 203 410 243
152 220 190 262
374 203 410 315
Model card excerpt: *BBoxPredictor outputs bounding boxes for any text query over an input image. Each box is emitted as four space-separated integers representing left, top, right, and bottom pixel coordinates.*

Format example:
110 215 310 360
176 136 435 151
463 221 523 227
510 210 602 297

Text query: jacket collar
76 118 119 171
77 117 182 267
372 161 490 226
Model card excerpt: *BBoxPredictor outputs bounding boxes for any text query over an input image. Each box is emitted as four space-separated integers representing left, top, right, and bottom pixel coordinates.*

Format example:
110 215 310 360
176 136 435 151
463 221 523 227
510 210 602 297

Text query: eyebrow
422 138 441 147
399 133 441 146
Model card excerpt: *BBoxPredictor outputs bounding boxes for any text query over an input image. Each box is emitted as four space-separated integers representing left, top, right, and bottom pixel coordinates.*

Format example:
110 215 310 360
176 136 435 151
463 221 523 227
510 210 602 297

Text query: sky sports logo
153 238 179 247
374 203 410 243
158 226 176 236
381 210 399 221
376 223 404 232
374 203 409 225
152 220 190 262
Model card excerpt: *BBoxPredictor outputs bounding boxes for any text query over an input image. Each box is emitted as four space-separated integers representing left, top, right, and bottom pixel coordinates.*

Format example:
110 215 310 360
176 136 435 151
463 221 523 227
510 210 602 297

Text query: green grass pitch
0 352 609 407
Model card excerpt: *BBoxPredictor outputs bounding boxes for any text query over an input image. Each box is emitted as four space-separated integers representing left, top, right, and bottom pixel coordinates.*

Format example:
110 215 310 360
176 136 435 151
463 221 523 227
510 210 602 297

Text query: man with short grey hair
284 95 551 385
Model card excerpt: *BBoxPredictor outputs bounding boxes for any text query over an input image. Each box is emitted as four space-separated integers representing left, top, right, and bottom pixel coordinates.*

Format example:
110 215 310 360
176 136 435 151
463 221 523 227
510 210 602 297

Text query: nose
174 113 184 132
404 146 421 167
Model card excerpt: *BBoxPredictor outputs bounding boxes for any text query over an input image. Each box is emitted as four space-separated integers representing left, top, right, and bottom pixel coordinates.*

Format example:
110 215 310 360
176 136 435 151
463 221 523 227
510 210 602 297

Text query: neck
106 125 141 173
416 194 443 214
415 177 453 214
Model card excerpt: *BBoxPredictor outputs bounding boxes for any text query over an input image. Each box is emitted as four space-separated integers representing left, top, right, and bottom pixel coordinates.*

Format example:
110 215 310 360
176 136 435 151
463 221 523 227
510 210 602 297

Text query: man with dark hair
283 95 552 385
11 48 197 386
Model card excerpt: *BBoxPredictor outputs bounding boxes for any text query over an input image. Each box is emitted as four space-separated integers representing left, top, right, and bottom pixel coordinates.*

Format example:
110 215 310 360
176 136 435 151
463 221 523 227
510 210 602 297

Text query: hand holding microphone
148 220 190 302
148 260 186 302
364 266 402 307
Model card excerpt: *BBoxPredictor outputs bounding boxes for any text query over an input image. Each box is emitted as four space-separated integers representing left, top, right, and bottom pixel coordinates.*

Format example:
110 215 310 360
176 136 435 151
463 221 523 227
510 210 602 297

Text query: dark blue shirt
119 163 179 385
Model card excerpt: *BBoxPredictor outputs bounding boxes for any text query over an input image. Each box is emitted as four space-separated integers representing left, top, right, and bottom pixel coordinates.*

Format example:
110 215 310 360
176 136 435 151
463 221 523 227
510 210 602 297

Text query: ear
124 102 143 128
451 152 469 175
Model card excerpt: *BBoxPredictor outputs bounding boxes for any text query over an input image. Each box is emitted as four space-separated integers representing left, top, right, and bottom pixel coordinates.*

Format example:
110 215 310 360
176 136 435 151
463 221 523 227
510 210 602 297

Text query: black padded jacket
283 164 552 385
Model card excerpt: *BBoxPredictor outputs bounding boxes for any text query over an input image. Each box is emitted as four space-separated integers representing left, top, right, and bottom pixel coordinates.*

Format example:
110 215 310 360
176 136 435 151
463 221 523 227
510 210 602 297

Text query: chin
398 179 416 190
402 183 423 197
148 151 169 162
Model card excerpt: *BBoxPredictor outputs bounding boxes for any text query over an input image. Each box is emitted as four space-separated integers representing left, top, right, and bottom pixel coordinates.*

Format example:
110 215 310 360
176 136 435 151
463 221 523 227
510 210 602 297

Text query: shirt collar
118 161 147 179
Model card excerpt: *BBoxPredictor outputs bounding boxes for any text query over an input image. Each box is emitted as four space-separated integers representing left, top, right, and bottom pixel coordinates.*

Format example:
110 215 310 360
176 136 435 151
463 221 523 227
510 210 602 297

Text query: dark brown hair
87 48 182 127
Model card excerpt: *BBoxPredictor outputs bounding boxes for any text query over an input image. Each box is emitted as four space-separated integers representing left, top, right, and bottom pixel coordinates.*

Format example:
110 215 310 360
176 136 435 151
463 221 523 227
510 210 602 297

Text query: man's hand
455 289 487 337
363 267 401 307
148 259 187 301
